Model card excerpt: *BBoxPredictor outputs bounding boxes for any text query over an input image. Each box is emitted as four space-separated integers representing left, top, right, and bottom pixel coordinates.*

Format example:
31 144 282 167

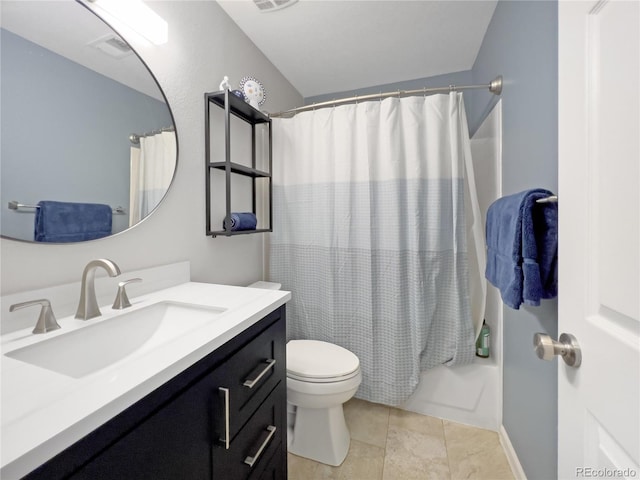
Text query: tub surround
1 265 290 478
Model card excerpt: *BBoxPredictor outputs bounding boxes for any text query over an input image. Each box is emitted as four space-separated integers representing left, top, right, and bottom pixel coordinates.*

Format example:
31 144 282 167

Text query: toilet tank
247 281 282 290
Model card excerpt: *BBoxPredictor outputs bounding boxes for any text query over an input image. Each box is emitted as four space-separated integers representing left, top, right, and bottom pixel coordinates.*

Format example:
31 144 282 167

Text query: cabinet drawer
249 443 286 480
213 384 284 479
212 315 285 445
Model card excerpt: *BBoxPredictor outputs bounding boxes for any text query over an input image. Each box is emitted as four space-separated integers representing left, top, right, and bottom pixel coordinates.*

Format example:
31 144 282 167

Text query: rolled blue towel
223 212 257 231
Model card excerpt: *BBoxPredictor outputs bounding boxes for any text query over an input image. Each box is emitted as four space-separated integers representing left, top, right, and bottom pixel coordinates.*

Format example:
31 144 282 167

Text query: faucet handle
112 278 142 310
10 299 61 334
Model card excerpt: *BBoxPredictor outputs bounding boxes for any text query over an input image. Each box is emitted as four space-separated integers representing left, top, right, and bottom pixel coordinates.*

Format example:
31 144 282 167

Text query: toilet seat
287 369 360 383
287 340 360 383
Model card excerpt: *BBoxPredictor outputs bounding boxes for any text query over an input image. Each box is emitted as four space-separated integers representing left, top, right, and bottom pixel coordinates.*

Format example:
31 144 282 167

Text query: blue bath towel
34 201 112 242
485 189 558 309
223 212 257 231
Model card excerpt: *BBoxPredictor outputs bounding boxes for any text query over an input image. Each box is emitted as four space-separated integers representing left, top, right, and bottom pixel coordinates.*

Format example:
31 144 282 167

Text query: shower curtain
270 93 482 406
129 131 176 226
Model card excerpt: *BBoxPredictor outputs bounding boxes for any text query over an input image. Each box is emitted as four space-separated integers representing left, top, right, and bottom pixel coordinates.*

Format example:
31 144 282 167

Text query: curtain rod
269 75 502 118
129 126 175 145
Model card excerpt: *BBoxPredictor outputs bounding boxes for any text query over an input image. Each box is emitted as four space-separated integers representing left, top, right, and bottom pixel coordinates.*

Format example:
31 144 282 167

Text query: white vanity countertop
0 282 291 479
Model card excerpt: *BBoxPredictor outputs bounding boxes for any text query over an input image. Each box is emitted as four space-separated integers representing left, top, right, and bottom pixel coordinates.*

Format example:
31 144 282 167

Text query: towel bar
8 201 126 215
536 195 558 204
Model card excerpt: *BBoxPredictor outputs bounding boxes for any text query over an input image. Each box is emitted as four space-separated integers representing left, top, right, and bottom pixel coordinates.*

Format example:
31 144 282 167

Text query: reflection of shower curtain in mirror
129 131 176 226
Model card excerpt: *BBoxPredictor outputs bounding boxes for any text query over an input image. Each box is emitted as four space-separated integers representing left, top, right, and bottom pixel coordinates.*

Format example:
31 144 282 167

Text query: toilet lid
287 340 360 380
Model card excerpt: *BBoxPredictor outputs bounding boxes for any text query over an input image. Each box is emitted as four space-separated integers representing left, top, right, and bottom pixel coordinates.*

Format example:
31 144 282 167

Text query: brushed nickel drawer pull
243 359 276 388
244 425 276 467
218 387 230 449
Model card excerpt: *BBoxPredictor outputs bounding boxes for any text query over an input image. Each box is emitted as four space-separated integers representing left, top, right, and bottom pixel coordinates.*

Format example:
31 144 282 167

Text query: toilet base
288 404 350 466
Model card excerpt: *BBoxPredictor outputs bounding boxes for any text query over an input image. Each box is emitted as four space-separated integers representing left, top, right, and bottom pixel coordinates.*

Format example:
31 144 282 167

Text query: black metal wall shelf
207 162 270 178
205 90 272 238
208 92 270 125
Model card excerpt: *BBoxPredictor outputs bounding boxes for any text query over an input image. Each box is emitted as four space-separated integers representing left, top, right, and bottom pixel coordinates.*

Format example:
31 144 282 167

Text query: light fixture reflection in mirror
0 0 177 243
84 0 168 46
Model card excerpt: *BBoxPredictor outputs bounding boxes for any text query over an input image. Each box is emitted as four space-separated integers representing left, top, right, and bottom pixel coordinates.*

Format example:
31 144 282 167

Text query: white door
558 1 639 479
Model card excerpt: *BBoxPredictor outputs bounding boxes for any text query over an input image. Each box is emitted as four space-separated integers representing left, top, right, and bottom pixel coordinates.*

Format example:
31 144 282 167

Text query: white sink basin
5 301 226 378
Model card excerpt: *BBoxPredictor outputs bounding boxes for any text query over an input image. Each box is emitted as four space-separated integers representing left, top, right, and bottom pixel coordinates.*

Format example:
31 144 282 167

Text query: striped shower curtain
270 93 477 406
129 131 176 226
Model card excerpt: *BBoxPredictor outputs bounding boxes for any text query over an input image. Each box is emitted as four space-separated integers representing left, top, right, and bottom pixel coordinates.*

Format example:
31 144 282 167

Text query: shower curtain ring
449 84 456 93
423 87 427 98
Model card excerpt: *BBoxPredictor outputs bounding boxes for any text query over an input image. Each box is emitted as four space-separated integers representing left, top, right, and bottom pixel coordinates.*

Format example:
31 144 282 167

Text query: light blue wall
467 2 559 479
1 29 172 240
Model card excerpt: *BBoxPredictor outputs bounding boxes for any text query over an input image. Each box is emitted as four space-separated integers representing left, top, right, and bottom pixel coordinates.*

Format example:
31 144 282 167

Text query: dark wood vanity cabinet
24 306 287 480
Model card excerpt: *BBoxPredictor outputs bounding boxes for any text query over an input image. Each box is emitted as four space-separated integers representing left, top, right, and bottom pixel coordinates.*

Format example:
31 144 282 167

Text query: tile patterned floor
288 398 515 480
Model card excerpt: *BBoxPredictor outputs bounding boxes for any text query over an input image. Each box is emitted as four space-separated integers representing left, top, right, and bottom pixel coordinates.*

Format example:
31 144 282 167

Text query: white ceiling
1 1 497 101
217 0 498 98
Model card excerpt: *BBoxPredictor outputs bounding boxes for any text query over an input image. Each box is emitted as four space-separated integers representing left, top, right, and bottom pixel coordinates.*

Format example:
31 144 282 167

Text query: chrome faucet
112 278 143 310
75 259 121 320
10 299 61 334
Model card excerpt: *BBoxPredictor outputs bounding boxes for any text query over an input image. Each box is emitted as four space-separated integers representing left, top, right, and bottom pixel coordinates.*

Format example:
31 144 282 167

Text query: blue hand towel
223 212 257 231
485 189 558 309
34 201 112 243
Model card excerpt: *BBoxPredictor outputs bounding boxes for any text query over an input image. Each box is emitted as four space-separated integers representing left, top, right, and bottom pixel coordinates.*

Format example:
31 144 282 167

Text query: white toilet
286 339 362 466
247 281 362 466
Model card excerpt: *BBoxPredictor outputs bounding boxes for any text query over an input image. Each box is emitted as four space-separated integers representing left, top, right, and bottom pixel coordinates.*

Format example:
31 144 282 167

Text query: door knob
533 332 581 368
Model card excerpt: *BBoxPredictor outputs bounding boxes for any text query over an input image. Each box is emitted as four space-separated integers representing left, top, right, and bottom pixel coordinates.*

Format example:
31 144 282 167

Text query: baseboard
499 424 527 480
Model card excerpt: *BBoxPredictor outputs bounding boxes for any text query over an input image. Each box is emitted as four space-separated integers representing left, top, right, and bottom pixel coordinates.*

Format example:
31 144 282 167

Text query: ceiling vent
88 34 133 59
253 0 298 13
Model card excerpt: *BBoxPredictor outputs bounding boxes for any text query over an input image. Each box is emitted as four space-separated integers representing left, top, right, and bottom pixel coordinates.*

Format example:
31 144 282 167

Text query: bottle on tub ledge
476 320 490 358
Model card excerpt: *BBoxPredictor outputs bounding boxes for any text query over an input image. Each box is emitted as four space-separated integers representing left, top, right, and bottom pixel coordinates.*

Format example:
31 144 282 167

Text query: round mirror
0 0 177 243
